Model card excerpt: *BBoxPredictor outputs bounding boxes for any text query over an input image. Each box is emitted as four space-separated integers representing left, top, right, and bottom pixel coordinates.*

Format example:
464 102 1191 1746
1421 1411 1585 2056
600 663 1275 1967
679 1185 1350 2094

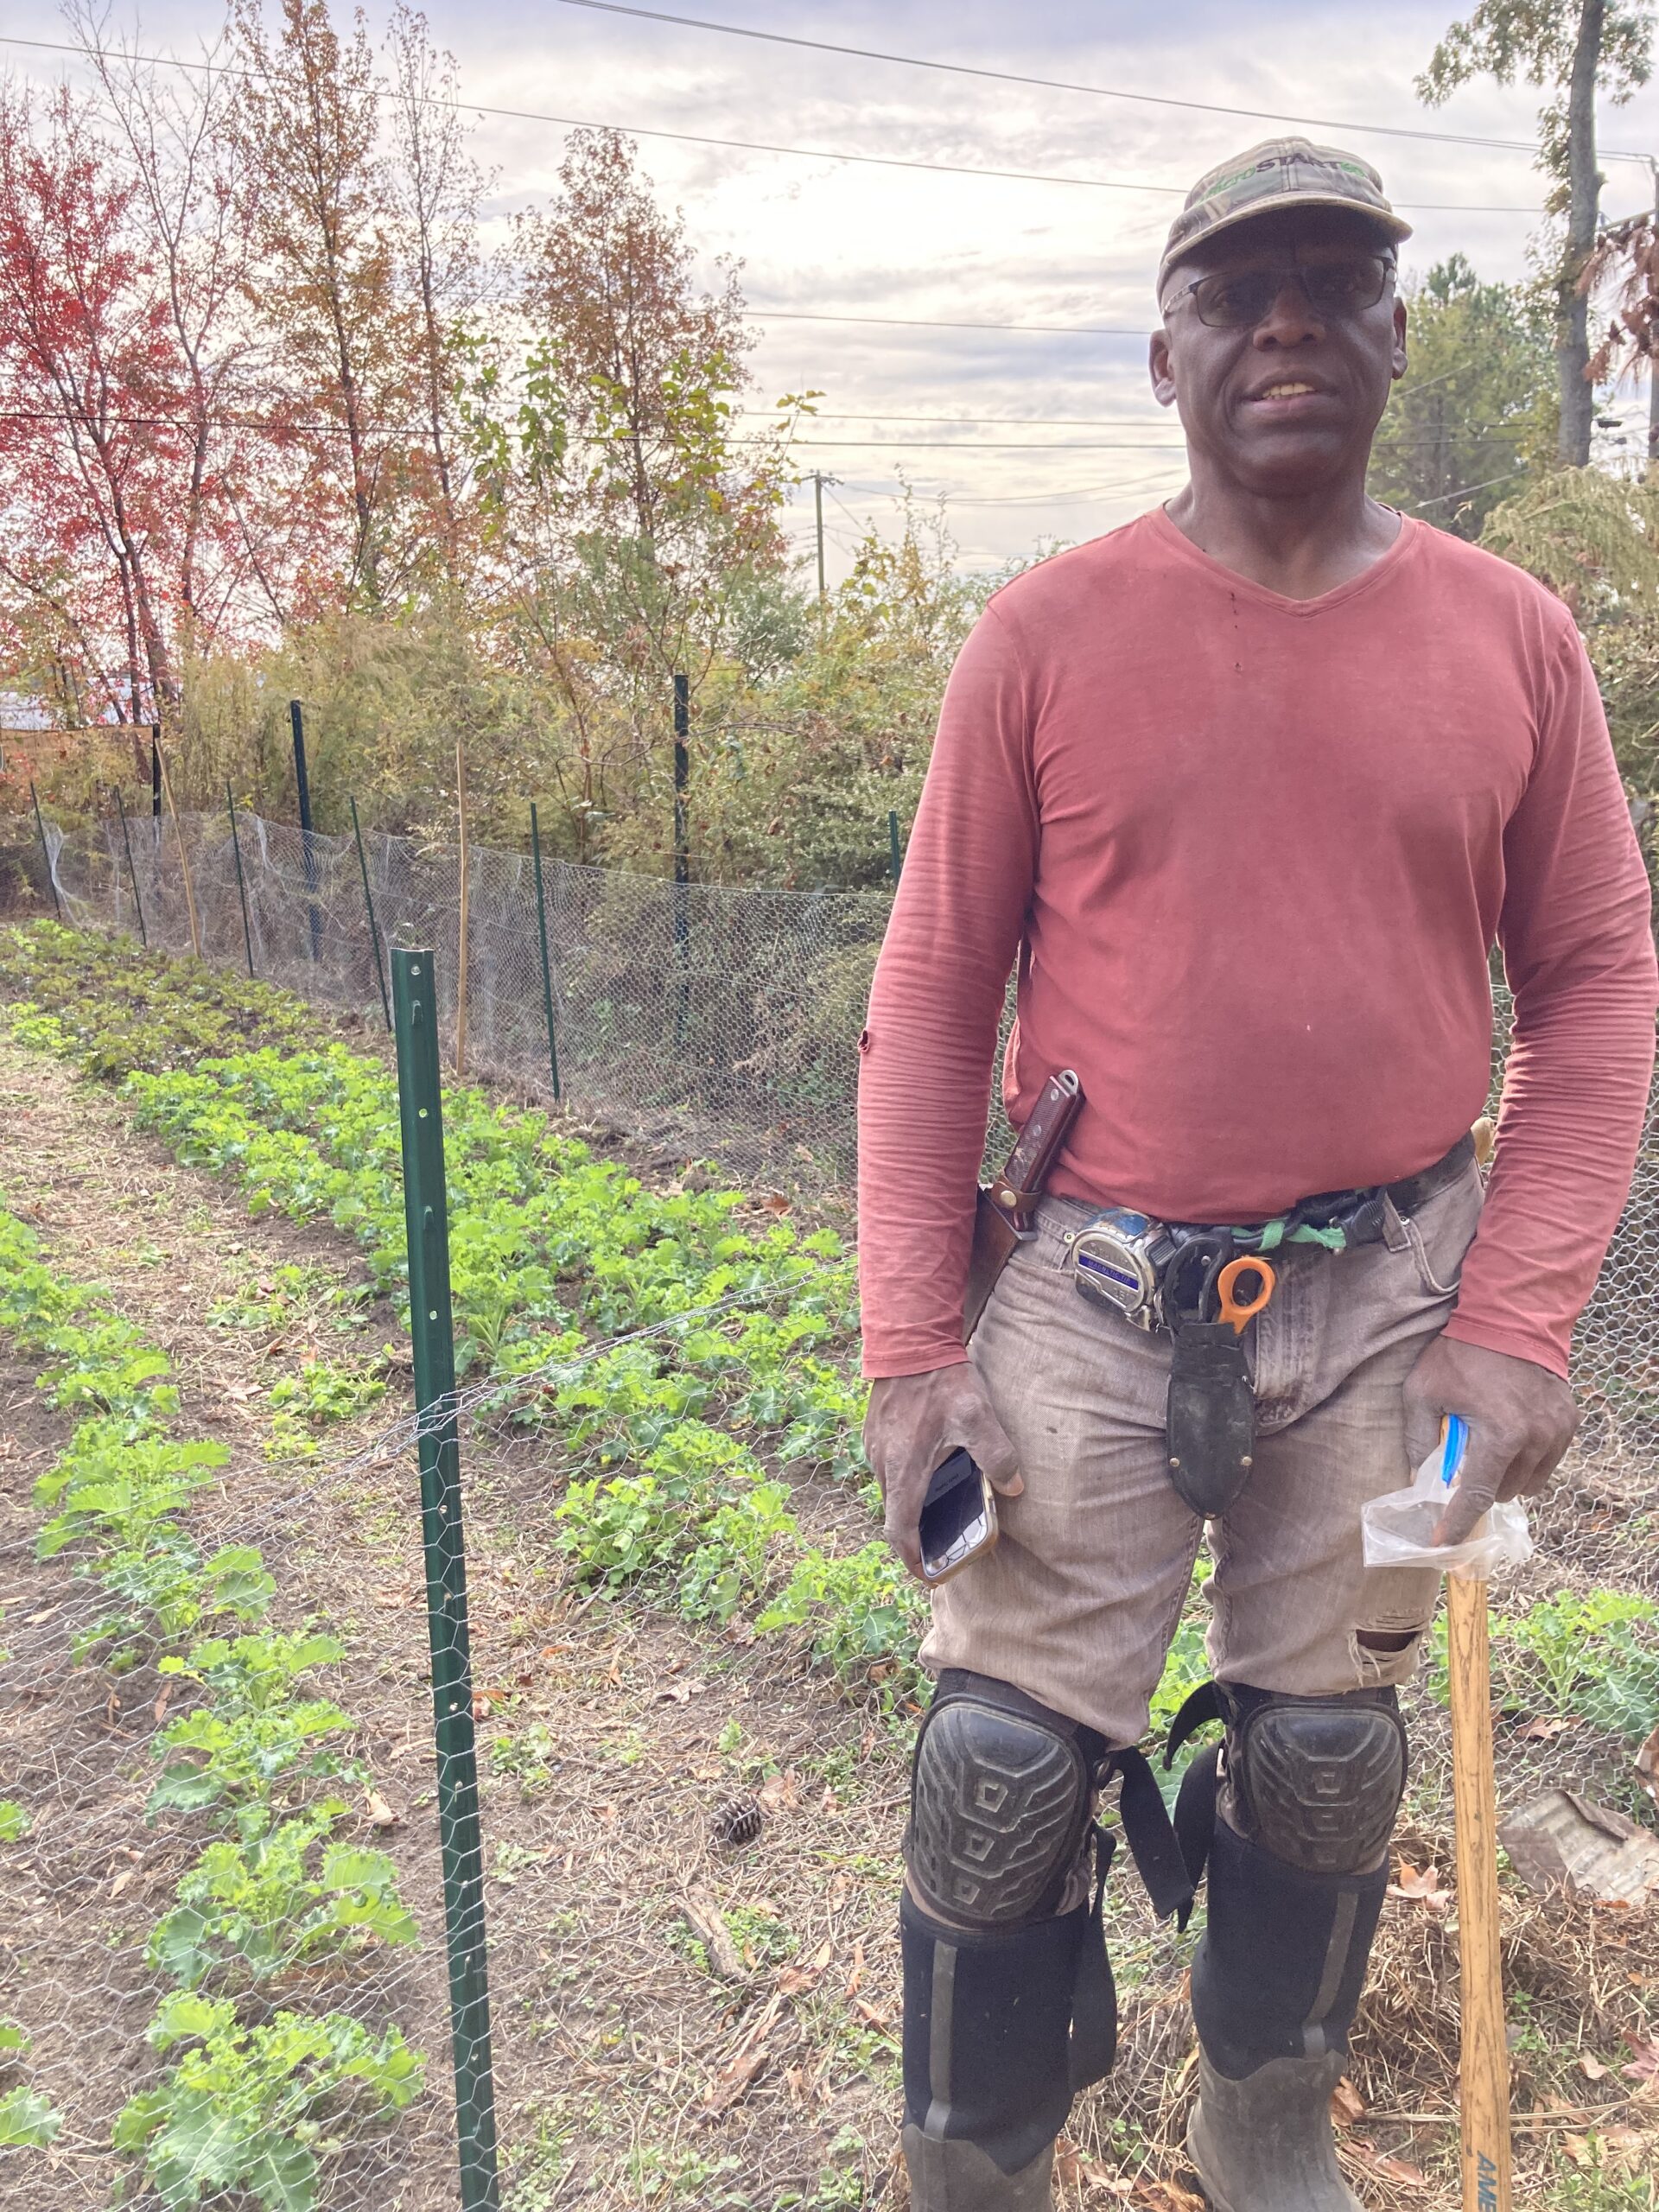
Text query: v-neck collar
1143 502 1421 618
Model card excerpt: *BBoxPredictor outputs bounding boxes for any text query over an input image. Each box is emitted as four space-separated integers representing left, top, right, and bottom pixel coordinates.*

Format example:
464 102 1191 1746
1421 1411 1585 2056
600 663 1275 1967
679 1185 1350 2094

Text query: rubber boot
1185 2050 1363 2212
903 2129 1055 2212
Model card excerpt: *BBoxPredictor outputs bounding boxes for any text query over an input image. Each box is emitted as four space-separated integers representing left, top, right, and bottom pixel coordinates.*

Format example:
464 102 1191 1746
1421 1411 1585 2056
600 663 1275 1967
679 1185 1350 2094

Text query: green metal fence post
350 796 391 1033
887 808 904 886
29 782 62 919
671 672 690 1046
226 785 257 977
391 947 500 2212
528 803 562 1101
115 789 148 946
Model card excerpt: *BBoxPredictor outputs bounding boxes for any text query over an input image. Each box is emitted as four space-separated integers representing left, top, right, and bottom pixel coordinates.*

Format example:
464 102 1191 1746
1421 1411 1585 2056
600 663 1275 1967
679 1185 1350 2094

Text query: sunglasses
1166 253 1395 331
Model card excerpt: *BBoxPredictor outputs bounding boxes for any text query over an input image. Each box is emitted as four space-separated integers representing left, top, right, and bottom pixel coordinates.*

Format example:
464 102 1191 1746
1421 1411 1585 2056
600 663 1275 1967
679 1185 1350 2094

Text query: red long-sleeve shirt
858 508 1657 1380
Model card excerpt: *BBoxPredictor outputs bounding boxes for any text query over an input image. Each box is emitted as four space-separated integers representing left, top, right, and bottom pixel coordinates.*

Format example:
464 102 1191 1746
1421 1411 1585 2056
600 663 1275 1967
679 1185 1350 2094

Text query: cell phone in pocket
918 1448 999 1586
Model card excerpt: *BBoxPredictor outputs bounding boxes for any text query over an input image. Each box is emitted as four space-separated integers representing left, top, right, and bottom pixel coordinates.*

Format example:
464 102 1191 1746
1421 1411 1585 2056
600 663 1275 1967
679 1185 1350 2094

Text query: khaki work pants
924 1160 1485 1746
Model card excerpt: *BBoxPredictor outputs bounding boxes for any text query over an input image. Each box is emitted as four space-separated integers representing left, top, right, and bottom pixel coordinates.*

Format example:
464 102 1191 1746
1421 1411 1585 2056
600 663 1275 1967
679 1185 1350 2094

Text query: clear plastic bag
1360 1414 1533 1581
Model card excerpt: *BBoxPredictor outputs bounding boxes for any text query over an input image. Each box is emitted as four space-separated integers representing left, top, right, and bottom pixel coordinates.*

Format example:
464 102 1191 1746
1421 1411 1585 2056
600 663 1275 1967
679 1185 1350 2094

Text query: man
858 139 1658 2212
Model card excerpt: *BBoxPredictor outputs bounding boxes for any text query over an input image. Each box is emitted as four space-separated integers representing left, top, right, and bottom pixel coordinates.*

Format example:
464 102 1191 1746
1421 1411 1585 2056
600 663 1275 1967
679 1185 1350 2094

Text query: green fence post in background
290 698 321 962
391 950 500 2212
671 672 690 1045
226 785 257 977
350 796 391 1033
114 789 148 946
29 782 62 920
528 802 562 1102
887 809 904 887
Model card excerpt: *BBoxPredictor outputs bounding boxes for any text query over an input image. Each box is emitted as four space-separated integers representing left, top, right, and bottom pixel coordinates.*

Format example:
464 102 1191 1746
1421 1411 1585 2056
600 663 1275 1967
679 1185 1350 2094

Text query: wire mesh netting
38 805 1659 1484
45 809 893 1185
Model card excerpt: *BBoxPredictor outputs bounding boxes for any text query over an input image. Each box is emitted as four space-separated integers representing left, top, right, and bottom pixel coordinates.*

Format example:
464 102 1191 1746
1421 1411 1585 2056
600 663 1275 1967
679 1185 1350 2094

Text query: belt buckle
1067 1208 1166 1331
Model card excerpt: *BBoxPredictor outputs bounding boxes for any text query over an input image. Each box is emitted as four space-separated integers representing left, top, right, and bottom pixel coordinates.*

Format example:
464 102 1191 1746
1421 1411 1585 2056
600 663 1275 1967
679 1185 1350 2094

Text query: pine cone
709 1792 763 1847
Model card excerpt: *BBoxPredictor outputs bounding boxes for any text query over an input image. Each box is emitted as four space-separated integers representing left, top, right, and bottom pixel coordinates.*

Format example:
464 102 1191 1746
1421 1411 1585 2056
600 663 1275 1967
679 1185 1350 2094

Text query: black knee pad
1224 1684 1407 1876
901 1673 1119 2168
1166 1681 1404 2081
906 1670 1103 1926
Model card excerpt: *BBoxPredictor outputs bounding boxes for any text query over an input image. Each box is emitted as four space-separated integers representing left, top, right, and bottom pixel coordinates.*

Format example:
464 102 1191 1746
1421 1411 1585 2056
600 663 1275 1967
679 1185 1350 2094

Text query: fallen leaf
1130 2183 1205 2212
705 2043 771 2112
758 1770 799 1813
1330 2077 1366 2129
1353 2141 1433 2194
365 1789 401 1828
1562 2134 1593 2167
1579 2052 1611 2082
110 1868 134 1899
1637 1725 1659 1811
758 1192 791 1216
153 1684 172 1726
843 1940 866 2001
1380 2150 1433 2185
1389 1860 1452 1915
1054 2139 1082 2187
1518 1714 1573 1740
1623 2035 1659 2088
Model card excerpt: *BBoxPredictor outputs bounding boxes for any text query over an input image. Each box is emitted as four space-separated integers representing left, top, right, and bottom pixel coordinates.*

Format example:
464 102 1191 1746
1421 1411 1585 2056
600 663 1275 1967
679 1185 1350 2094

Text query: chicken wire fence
34 803 1659 1474
41 807 893 1185
4 802 1658 2212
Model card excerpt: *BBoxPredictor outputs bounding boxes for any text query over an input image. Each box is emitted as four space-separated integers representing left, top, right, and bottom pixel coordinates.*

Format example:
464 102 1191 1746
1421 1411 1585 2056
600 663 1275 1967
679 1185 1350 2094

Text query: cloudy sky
10 0 1659 580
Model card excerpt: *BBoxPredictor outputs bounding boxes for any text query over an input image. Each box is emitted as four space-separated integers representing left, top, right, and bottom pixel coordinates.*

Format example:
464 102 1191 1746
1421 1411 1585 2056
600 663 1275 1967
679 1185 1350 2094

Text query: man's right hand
864 1363 1023 1580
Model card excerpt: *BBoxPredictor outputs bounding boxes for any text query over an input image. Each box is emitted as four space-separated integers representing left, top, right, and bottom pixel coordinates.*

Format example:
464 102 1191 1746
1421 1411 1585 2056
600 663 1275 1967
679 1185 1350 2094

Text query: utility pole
1649 160 1659 465
810 471 827 606
806 471 836 639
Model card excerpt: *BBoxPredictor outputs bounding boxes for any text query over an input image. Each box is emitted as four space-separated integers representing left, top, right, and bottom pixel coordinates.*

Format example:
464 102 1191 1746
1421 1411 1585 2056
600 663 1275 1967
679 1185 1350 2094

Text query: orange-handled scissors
1215 1255 1276 1335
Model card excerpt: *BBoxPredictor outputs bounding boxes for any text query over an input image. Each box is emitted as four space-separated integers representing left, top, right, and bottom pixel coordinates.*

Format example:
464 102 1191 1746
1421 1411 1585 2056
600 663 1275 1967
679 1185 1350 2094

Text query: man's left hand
1402 1334 1580 1546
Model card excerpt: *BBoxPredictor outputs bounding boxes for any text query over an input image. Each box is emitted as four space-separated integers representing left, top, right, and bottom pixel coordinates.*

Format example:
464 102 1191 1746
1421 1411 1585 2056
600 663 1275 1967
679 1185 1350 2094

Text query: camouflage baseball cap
1158 137 1411 299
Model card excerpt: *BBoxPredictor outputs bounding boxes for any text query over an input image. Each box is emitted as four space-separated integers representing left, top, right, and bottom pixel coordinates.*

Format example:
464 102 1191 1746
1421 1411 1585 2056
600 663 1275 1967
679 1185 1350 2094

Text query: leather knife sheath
963 1069 1084 1342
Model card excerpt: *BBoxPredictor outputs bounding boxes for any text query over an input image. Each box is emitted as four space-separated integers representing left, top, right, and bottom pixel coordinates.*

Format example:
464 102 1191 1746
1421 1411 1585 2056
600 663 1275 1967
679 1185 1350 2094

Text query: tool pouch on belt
1166 1321 1255 1518
963 1069 1083 1342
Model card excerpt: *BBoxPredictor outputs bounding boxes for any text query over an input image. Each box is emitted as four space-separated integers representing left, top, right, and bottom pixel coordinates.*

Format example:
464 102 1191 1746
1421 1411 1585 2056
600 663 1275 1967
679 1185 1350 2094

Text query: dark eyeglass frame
1164 252 1396 331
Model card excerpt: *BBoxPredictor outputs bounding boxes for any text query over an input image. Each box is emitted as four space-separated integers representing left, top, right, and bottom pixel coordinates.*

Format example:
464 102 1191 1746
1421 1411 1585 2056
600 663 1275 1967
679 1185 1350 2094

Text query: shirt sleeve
1444 620 1658 1377
857 603 1039 1378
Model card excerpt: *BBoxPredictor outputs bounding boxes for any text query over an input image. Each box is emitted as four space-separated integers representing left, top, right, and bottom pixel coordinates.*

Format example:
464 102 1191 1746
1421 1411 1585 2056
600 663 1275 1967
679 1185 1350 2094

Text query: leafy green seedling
112 1992 423 2212
148 1806 416 1990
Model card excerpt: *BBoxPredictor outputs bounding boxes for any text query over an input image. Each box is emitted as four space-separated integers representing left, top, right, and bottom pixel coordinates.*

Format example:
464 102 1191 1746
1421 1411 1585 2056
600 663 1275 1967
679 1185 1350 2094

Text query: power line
550 0 1654 166
0 33 1548 212
753 409 1529 442
748 308 1148 336
1405 468 1524 510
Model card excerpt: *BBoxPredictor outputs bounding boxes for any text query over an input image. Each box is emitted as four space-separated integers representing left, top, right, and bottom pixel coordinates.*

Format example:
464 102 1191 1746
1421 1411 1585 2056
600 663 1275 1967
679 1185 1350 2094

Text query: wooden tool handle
1446 1572 1512 2212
